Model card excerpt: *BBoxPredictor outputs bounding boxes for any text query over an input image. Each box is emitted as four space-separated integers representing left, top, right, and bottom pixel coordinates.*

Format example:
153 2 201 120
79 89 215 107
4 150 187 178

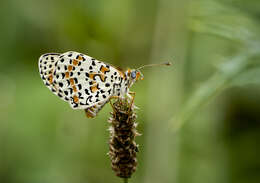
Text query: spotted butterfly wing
39 51 124 117
38 53 68 102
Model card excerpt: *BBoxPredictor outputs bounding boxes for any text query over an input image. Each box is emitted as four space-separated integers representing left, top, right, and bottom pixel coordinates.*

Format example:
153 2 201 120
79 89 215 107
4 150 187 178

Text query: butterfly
38 51 170 118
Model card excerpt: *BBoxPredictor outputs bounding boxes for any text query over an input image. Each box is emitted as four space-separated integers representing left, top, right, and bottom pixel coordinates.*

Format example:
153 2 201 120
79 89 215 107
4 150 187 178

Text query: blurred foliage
0 0 260 183
172 0 260 130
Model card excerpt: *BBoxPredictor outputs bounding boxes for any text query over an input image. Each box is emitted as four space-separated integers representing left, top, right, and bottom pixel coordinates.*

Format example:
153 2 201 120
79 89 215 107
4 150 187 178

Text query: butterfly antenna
136 62 172 70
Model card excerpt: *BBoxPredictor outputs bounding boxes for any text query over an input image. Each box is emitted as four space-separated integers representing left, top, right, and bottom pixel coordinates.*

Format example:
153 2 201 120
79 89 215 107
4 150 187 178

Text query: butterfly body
39 51 142 118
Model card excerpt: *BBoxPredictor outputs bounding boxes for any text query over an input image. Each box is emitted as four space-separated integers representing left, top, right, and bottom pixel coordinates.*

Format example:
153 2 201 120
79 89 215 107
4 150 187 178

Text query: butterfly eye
131 71 136 79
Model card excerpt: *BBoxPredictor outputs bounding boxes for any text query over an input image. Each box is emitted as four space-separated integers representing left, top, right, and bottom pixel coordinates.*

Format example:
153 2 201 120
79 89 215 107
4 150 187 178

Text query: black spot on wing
74 78 78 84
95 91 100 98
66 80 70 86
85 89 90 95
87 96 93 103
69 88 73 94
107 89 111 95
78 84 82 90
78 92 83 99
91 59 96 66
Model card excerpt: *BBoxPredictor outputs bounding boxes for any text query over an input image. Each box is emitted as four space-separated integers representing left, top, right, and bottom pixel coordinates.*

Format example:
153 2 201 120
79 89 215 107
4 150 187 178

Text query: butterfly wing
39 53 70 102
39 51 124 111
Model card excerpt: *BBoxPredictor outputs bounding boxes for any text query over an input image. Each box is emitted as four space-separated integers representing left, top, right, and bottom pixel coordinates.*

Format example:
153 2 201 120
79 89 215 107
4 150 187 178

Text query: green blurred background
1 0 260 183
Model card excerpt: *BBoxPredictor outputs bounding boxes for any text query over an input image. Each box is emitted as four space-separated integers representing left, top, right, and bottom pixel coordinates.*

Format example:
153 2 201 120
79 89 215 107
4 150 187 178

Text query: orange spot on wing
90 84 98 93
78 55 83 60
99 74 105 82
72 59 79 66
89 73 95 80
100 65 110 74
68 65 73 71
72 85 77 92
89 73 106 82
49 75 53 84
69 78 75 85
65 72 70 78
73 95 79 103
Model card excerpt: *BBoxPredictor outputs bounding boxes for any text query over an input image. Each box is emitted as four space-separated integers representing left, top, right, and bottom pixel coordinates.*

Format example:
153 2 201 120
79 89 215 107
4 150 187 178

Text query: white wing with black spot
38 53 68 102
39 51 124 110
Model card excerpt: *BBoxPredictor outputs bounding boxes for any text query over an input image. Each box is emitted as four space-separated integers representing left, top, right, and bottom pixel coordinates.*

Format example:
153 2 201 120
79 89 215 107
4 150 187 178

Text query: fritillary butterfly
38 51 170 118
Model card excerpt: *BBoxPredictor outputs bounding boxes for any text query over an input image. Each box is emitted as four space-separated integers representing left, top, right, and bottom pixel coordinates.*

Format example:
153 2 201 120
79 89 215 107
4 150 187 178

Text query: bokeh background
1 0 260 183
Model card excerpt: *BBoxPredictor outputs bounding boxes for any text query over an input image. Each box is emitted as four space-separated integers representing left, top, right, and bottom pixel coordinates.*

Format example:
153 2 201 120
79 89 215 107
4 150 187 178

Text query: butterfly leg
109 96 120 114
84 107 96 118
121 92 136 123
128 91 135 110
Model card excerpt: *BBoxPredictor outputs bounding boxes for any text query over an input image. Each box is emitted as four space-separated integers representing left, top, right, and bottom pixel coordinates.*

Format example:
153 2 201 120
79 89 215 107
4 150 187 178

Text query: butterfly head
126 69 144 83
